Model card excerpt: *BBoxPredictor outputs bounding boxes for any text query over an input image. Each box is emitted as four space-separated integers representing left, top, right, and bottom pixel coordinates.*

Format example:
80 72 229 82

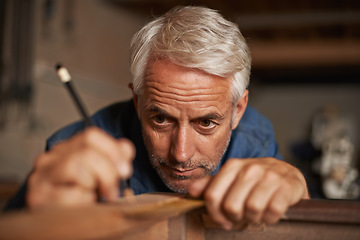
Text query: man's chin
161 176 193 193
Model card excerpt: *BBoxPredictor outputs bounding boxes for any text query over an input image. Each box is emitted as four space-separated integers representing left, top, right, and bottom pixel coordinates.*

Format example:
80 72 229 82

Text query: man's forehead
143 60 232 92
139 59 234 115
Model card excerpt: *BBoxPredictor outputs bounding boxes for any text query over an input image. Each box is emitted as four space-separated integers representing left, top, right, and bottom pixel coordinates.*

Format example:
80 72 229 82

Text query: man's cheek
147 132 170 154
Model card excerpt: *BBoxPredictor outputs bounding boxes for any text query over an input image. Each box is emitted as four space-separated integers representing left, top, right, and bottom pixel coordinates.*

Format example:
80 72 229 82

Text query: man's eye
195 119 217 134
153 115 166 124
199 119 215 128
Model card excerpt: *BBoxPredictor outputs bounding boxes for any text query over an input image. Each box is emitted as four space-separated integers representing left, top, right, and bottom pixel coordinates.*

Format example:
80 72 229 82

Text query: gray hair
130 6 251 103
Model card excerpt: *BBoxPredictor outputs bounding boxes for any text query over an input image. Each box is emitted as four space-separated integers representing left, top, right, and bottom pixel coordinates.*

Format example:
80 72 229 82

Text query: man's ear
231 89 249 130
129 83 139 114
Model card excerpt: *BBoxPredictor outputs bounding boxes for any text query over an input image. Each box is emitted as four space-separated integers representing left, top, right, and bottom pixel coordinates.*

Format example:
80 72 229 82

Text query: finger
27 177 96 209
114 138 135 178
262 190 289 224
71 128 135 177
222 163 265 222
61 128 135 180
81 149 121 201
36 142 121 201
49 147 121 201
43 188 96 209
27 173 52 209
27 128 135 209
243 171 282 224
260 175 306 224
202 160 244 229
50 187 96 207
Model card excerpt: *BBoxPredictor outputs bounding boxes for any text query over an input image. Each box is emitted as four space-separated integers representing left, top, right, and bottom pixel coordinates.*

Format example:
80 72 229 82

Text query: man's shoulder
227 106 282 159
46 99 136 150
236 106 274 135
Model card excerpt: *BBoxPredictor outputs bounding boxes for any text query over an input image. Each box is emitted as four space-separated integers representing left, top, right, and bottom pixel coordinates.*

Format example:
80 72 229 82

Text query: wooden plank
117 193 204 220
185 209 205 240
168 214 186 240
285 199 360 223
0 193 203 240
203 221 360 240
124 220 169 240
116 198 360 240
185 199 360 240
1 193 359 239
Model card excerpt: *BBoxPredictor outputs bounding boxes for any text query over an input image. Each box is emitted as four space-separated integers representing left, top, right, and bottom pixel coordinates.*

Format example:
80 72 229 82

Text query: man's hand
189 158 309 229
27 127 135 209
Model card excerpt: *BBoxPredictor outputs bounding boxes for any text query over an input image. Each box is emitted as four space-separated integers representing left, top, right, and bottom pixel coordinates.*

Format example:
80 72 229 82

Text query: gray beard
143 131 232 193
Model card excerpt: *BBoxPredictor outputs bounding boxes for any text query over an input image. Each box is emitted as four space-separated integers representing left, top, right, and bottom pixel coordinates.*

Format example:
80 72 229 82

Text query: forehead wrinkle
146 78 229 92
145 101 229 122
145 80 230 103
143 92 232 120
147 89 224 106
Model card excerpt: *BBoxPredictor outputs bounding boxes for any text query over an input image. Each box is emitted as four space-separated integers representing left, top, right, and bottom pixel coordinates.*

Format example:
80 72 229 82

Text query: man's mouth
162 164 198 178
174 167 197 174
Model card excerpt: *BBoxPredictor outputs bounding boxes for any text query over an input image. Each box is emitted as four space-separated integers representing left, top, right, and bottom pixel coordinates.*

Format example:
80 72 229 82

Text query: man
5 6 308 230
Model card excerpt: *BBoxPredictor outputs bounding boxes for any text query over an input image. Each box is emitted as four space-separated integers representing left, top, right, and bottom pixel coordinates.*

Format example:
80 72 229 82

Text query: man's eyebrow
146 105 169 115
197 113 224 121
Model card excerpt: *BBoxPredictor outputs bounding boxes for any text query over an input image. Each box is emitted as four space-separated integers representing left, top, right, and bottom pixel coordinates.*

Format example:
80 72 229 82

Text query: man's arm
189 157 309 229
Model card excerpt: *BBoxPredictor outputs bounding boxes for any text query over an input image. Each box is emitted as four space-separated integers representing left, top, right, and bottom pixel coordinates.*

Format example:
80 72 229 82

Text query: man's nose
170 125 195 163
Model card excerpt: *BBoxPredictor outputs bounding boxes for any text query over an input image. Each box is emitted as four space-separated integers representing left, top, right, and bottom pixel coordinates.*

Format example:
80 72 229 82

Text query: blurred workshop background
1 0 360 208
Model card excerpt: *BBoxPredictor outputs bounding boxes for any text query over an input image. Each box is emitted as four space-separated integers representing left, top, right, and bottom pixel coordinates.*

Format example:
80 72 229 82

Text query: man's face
133 59 247 193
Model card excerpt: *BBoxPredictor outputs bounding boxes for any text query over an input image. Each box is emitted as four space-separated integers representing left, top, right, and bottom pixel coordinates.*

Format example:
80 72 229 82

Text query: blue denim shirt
4 99 281 210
